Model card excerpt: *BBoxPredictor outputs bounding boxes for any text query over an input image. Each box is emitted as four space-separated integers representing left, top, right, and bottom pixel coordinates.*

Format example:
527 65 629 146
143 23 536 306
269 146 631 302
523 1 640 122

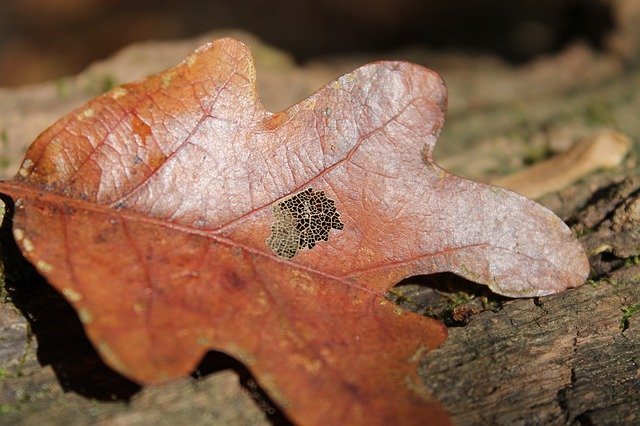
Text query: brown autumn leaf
0 38 588 424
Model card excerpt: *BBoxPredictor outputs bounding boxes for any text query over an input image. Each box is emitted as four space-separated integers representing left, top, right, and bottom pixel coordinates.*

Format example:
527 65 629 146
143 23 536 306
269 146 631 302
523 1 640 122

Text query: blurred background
1 0 639 180
0 0 623 87
0 0 638 183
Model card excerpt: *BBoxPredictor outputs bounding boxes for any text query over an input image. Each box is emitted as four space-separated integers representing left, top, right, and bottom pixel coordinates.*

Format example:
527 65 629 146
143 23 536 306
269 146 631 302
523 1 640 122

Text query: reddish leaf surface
0 39 588 424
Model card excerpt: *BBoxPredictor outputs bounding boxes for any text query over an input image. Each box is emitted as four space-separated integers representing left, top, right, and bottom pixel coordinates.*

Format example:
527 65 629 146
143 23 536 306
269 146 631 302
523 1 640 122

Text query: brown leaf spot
131 115 151 143
222 270 246 291
263 112 288 130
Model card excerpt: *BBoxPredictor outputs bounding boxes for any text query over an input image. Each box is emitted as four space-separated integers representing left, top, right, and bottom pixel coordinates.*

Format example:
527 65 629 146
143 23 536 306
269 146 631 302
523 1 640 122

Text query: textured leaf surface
0 38 588 425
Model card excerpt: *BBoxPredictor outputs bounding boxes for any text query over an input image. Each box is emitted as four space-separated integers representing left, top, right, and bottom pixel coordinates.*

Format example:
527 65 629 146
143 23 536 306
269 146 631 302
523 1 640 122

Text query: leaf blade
0 37 588 425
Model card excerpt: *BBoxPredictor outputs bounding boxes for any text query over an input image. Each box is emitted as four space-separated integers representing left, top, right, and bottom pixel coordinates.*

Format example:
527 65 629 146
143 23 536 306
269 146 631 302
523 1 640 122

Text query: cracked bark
421 281 639 424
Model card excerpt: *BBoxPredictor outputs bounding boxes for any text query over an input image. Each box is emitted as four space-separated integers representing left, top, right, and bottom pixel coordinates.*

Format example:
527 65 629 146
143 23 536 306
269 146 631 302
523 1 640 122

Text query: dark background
0 0 614 87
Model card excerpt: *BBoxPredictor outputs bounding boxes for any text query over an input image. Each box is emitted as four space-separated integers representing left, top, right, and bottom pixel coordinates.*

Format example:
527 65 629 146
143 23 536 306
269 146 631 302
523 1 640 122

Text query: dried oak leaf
0 38 588 425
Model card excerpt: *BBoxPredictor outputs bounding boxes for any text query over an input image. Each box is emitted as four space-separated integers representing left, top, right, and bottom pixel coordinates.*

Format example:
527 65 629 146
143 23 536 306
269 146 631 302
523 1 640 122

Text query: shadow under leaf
194 352 293 426
388 272 507 327
0 195 141 401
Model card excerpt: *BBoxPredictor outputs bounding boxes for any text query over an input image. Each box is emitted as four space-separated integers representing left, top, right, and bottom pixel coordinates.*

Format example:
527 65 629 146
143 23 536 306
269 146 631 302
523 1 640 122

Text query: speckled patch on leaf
267 188 343 258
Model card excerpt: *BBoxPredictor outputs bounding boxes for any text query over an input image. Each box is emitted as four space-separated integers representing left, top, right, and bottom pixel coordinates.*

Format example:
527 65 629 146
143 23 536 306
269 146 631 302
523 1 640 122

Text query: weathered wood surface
403 174 640 425
1 26 639 425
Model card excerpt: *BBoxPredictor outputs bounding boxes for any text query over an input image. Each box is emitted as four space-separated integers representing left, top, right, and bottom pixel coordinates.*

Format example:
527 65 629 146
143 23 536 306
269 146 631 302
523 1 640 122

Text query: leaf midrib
0 182 379 296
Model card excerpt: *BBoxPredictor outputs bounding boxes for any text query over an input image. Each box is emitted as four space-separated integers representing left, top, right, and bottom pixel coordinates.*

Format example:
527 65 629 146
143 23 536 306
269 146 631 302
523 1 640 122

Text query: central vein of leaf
2 183 379 296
